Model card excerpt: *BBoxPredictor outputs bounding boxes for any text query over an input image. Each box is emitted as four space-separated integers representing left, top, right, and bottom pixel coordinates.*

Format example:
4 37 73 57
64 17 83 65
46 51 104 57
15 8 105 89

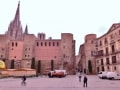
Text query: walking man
21 75 26 86
83 75 88 87
78 72 82 82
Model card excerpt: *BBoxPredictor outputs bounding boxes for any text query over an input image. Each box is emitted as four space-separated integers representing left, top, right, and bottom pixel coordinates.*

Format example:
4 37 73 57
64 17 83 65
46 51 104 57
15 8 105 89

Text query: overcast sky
0 0 120 55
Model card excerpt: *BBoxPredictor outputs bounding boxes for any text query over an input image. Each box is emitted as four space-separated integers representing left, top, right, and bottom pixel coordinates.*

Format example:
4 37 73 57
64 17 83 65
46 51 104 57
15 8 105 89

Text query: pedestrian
78 72 82 82
21 75 26 86
83 75 88 87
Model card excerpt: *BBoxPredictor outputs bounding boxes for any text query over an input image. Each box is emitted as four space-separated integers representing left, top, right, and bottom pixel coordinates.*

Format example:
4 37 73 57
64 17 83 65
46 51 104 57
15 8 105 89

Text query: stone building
0 2 76 74
78 23 120 74
78 34 96 74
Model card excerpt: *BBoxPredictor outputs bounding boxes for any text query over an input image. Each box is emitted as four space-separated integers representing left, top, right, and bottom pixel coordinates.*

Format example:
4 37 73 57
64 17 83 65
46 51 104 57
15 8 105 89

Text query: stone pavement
0 75 120 90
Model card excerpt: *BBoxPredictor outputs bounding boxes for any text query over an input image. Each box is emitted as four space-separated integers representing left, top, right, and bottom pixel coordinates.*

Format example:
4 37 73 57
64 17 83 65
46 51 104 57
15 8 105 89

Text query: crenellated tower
6 1 23 40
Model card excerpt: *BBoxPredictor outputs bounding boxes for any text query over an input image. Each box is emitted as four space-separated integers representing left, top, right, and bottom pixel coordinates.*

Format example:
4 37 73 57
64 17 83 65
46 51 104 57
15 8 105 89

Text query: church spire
14 1 20 22
7 1 23 40
24 25 28 34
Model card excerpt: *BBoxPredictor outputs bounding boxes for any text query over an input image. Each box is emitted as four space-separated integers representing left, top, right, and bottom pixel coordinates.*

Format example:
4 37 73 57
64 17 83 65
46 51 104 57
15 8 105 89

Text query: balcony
95 50 120 58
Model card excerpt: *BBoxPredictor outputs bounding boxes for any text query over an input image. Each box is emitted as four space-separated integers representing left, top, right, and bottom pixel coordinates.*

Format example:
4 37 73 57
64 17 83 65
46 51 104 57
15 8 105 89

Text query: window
111 45 115 53
105 47 108 55
104 38 108 44
106 58 110 64
95 41 98 47
112 56 117 63
25 48 27 51
57 42 59 46
100 41 102 46
63 54 65 58
41 42 43 46
16 42 17 46
114 66 116 70
101 59 103 65
2 48 4 51
12 42 14 47
54 56 56 58
98 50 103 56
37 42 39 46
91 40 94 44
101 66 104 71
53 42 55 46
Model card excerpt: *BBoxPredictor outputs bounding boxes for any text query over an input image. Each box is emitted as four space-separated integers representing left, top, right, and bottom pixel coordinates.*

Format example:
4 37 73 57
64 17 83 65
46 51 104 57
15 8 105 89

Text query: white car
98 71 108 79
107 72 120 80
48 70 67 78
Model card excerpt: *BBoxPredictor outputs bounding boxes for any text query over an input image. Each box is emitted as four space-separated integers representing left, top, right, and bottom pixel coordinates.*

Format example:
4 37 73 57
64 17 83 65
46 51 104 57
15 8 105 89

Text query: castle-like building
78 23 120 74
0 2 76 74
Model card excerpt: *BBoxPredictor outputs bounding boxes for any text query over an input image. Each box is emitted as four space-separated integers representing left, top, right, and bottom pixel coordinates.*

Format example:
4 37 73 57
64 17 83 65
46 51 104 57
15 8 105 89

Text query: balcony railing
94 50 120 57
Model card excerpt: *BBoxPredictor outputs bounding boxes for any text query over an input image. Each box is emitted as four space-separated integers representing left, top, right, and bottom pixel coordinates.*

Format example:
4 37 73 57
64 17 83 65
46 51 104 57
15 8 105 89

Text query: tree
37 60 41 74
11 59 14 69
88 60 92 74
51 60 54 71
31 57 35 69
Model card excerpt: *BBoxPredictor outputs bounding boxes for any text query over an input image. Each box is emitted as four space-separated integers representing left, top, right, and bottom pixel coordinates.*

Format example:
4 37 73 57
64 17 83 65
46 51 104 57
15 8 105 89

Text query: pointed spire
14 1 20 22
24 25 28 34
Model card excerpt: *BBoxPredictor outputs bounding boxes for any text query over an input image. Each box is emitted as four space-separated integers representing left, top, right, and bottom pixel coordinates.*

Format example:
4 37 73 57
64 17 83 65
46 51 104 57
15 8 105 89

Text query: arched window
37 42 39 46
16 42 17 46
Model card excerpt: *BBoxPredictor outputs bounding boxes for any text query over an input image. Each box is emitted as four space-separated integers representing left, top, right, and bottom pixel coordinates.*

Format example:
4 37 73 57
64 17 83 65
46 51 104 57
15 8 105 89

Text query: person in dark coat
83 75 88 87
21 75 26 86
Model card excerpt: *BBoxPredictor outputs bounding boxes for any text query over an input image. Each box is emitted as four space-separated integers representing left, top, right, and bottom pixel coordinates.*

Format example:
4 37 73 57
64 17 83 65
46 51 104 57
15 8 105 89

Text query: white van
98 71 108 79
48 70 67 78
107 72 120 80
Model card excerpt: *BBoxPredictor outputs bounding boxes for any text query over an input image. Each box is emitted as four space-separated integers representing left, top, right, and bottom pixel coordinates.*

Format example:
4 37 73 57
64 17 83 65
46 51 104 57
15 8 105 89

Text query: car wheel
111 77 114 80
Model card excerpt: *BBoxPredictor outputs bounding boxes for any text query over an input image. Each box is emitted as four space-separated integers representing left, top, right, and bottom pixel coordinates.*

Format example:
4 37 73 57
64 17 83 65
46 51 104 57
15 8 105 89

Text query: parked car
107 71 120 80
98 71 108 79
48 70 67 78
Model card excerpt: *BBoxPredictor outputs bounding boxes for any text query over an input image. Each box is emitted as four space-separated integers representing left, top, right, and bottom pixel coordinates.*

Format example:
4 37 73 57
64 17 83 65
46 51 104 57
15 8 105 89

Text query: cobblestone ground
0 75 120 90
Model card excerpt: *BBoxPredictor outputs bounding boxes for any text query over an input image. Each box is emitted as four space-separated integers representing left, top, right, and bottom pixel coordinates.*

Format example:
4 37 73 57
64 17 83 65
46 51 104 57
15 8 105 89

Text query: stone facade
78 23 120 74
0 2 75 74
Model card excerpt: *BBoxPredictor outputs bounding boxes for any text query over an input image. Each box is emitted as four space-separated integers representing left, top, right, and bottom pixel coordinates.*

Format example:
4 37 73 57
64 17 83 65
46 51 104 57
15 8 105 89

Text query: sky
0 0 120 55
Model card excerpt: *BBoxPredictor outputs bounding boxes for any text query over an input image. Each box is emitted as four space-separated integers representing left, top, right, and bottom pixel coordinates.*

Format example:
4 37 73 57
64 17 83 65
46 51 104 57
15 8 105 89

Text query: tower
6 1 23 40
61 33 76 74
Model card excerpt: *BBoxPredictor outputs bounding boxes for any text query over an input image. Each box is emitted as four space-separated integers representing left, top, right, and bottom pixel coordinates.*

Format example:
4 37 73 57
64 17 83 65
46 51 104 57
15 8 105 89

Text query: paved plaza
0 75 120 90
